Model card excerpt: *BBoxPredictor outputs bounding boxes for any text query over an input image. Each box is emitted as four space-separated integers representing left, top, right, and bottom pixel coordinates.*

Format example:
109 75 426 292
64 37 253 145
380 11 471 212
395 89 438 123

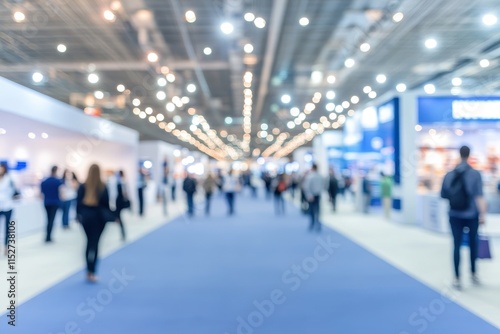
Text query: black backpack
442 168 469 211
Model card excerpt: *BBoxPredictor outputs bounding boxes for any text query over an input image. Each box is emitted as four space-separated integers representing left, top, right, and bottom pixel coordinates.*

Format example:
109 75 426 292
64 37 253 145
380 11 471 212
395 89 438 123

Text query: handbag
100 208 116 223
122 199 131 209
478 234 492 259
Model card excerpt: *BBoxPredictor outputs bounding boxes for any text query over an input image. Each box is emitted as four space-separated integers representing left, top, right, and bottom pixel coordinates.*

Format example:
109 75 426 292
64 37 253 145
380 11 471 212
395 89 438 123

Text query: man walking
304 164 325 232
182 173 197 218
40 166 63 243
441 145 486 290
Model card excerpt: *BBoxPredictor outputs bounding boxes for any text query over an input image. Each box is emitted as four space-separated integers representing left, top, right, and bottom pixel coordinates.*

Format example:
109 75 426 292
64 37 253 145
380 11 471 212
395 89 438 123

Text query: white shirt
60 177 77 201
222 174 239 193
304 171 326 198
0 175 15 212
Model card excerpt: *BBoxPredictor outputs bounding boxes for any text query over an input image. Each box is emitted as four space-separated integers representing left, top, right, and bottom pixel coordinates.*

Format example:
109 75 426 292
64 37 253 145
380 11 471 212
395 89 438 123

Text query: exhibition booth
0 77 139 237
316 92 500 236
412 95 500 235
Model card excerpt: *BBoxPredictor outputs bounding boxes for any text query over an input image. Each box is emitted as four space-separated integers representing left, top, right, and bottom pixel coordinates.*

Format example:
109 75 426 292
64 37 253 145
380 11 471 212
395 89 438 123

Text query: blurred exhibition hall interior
0 0 499 333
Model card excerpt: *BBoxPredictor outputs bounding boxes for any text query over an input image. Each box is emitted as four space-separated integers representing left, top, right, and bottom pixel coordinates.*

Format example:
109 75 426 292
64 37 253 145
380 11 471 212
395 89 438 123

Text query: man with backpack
441 145 487 290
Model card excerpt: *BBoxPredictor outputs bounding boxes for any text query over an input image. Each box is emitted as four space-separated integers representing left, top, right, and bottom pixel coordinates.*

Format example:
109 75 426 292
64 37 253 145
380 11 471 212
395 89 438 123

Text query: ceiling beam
169 0 222 121
253 0 288 122
0 61 230 73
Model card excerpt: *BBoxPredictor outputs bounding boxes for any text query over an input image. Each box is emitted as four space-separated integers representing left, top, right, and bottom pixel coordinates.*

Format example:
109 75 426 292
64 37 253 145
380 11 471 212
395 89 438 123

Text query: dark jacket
183 177 197 195
76 184 110 221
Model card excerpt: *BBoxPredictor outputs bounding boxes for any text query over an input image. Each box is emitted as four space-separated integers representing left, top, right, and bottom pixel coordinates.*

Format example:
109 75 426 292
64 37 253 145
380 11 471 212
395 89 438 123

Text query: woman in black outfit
77 164 110 282
115 170 129 241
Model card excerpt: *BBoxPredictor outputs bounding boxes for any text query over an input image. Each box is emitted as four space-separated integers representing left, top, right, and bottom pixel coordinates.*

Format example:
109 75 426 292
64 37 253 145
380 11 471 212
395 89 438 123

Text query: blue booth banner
418 96 500 124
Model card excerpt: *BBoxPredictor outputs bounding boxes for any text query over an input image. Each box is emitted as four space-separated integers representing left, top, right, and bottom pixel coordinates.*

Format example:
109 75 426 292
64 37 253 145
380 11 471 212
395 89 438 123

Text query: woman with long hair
76 164 110 282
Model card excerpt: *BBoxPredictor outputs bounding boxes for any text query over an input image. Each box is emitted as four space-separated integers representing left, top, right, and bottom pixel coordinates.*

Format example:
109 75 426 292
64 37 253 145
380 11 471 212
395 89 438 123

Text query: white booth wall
0 77 139 237
138 140 178 204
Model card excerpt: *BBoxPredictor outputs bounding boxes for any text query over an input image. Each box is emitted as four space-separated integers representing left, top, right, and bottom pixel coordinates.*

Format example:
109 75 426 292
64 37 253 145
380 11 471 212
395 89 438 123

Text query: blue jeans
0 210 13 245
450 216 479 279
186 193 195 216
308 195 321 230
226 192 235 215
61 200 72 227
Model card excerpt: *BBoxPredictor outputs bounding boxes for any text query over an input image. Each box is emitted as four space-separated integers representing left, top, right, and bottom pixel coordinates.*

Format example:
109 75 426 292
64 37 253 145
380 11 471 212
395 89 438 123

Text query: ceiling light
203 47 212 55
57 44 67 53
342 101 350 108
166 102 175 112
157 78 167 87
335 105 344 113
166 73 176 82
133 108 140 115
117 84 125 92
482 13 497 26
88 73 99 84
145 107 153 115
392 12 404 22
281 94 291 104
424 38 437 49
376 74 387 83
220 22 234 34
299 17 309 26
132 98 141 106
28 132 36 139
326 90 336 100
181 96 190 104
103 10 116 22
187 84 196 93
244 12 255 22
311 71 323 84
157 114 165 121
173 115 182 124
327 75 336 84
185 10 196 23
110 1 122 11
244 43 254 53
287 121 295 129
363 86 372 93
261 124 268 130
479 59 490 68
94 91 104 99
254 17 266 28
344 58 355 68
360 43 371 52
351 96 360 104
147 51 159 62
32 72 44 83
424 84 436 94
347 110 355 117
13 11 26 23
225 117 233 125
396 83 407 92
149 116 157 123
326 103 335 112
290 107 300 117
156 91 166 100
451 77 462 86
368 91 377 99
41 132 49 139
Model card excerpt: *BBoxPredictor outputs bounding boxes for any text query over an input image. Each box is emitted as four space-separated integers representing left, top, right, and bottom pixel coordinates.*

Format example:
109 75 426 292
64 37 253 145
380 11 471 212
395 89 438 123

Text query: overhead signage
452 100 500 120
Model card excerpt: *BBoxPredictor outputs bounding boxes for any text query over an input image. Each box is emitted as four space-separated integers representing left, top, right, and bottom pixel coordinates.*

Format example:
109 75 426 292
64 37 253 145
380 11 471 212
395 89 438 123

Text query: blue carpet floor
2 191 499 333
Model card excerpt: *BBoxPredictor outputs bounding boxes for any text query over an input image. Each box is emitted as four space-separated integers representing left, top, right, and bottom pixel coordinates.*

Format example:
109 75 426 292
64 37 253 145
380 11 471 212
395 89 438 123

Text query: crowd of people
1 148 485 290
